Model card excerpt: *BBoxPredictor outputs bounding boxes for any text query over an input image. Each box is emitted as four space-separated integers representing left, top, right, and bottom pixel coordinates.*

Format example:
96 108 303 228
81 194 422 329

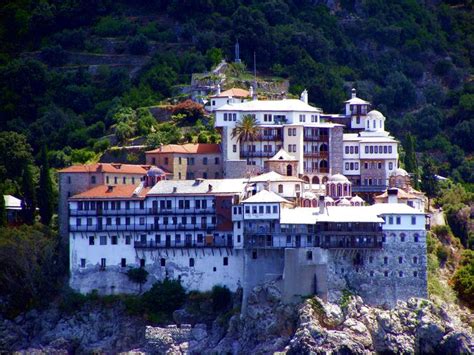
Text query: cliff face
1 283 472 354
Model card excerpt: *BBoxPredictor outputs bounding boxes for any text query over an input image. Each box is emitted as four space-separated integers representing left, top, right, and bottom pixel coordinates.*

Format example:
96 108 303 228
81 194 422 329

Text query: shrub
211 285 232 312
436 245 449 265
452 250 474 308
94 16 133 37
127 267 149 293
142 279 186 316
127 34 149 55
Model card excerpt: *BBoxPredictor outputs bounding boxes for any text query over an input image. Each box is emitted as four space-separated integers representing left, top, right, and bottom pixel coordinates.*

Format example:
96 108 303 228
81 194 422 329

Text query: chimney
387 188 398 204
300 89 308 104
351 88 356 99
216 84 221 95
107 185 114 192
319 195 325 214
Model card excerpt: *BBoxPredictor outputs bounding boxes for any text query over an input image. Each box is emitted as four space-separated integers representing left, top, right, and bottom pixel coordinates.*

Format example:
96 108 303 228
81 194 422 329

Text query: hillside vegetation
0 0 473 314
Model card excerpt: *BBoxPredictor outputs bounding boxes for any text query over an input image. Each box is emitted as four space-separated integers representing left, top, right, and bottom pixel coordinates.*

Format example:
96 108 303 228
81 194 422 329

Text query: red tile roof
210 88 250 98
58 163 151 174
146 143 221 154
70 184 150 199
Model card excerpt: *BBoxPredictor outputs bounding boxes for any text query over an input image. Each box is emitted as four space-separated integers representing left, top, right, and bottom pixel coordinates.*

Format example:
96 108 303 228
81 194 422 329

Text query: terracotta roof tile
146 143 221 154
58 163 151 174
210 88 249 98
70 184 150 199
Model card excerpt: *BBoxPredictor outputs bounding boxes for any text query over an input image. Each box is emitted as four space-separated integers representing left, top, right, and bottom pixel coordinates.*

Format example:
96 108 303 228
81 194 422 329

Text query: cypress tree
404 133 419 189
21 164 36 224
38 146 54 226
0 188 6 227
421 157 439 212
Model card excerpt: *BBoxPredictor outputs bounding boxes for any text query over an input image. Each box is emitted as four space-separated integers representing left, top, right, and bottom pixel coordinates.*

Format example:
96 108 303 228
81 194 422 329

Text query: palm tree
231 114 259 162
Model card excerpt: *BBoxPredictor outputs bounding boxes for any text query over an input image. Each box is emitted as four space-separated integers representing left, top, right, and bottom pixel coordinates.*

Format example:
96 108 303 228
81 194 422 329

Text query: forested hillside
0 0 473 182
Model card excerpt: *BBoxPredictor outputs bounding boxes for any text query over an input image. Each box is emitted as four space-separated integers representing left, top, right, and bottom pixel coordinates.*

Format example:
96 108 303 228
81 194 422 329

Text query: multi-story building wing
145 143 222 180
58 163 155 239
343 110 399 193
215 94 344 181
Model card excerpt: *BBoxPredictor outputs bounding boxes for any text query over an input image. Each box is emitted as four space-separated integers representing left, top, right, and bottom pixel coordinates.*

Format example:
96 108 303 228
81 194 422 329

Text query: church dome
328 174 349 183
391 168 408 177
147 167 165 177
367 110 385 120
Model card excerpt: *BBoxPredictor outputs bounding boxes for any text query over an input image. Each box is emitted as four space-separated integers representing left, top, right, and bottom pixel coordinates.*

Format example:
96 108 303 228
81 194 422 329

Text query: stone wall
325 230 427 307
71 247 244 295
223 160 248 178
329 126 343 175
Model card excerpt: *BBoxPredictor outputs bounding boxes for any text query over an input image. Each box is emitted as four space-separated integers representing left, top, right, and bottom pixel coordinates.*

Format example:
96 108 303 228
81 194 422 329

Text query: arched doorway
286 164 292 176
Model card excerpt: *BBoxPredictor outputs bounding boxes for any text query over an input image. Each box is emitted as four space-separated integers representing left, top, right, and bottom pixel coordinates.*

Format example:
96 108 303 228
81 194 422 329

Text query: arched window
278 184 283 193
337 184 342 197
312 176 320 184
286 164 292 176
303 176 310 183
330 184 336 196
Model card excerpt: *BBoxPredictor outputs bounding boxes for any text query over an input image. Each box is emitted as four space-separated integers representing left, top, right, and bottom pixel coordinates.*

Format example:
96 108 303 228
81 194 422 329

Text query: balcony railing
147 223 216 232
254 134 283 141
69 224 146 232
70 208 147 216
134 238 233 249
148 207 216 215
303 135 329 142
303 151 329 159
240 151 276 158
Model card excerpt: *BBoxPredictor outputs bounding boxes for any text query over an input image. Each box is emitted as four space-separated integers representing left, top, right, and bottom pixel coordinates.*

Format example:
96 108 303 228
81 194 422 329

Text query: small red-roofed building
145 143 222 180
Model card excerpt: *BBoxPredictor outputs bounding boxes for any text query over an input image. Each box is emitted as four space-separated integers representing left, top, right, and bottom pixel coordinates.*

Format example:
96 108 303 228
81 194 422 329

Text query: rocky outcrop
286 296 473 354
2 285 472 354
0 303 146 353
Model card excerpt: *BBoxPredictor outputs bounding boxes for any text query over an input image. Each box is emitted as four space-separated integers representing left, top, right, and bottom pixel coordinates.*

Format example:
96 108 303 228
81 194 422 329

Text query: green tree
127 267 149 294
451 250 474 309
404 133 419 189
231 114 259 162
38 146 54 226
143 279 186 316
0 132 33 181
21 164 36 225
0 190 6 227
421 157 439 212
115 121 135 144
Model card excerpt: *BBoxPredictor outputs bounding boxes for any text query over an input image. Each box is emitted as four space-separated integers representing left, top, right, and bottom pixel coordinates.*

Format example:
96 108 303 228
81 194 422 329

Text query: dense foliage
452 250 474 308
0 225 67 317
0 0 472 183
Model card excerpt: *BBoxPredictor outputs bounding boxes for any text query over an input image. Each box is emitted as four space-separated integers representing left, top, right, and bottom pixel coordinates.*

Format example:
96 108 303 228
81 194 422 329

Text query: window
160 258 166 266
67 176 71 184
140 217 145 225
259 206 264 214
378 162 382 169
413 256 418 264
81 258 86 268
299 114 306 122
278 184 283 193
252 251 257 259
121 258 126 267
233 145 237 153
126 217 130 225
101 258 106 269
370 271 374 277
91 176 96 184
414 234 419 242
266 205 271 213
116 217 121 226
140 201 144 209
411 216 416 225
375 146 378 153
89 236 95 245
345 162 349 170
203 157 208 165
370 146 374 154
125 235 131 245
306 251 312 260
355 162 359 170
114 177 118 184
286 235 291 244
384 257 388 265
176 234 181 243
388 146 392 153
400 234 405 242
396 216 401 224
365 146 368 154
223 257 228 266
345 146 349 154
111 235 118 245
215 157 220 164
123 177 126 184
388 216 393 224
413 271 418 277
140 258 145 267
399 257 403 264
189 258 195 267
369 256 373 263
399 271 403 277
100 235 107 245
389 162 393 170
76 218 82 226
273 206 278 213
